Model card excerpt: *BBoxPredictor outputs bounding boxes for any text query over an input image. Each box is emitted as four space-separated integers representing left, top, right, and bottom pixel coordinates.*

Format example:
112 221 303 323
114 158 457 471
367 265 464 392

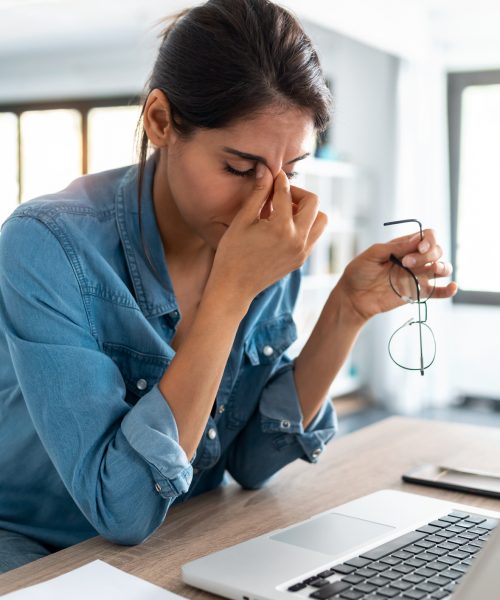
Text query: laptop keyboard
286 510 498 599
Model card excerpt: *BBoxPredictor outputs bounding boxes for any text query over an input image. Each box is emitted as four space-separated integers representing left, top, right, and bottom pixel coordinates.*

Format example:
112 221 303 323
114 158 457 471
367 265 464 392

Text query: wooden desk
1 416 499 597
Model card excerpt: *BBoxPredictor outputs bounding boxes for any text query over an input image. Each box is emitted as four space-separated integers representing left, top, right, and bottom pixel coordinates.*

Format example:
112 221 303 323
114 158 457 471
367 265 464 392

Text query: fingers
292 187 320 239
270 170 293 222
413 260 453 279
232 163 274 225
428 281 458 299
305 211 328 252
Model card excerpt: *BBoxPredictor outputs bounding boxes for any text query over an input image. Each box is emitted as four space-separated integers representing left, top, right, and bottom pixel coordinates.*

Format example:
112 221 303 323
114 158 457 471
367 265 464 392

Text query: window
0 97 141 222
448 71 500 305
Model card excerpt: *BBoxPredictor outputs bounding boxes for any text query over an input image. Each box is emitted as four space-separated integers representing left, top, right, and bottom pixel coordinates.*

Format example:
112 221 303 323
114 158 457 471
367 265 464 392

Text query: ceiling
1 0 499 68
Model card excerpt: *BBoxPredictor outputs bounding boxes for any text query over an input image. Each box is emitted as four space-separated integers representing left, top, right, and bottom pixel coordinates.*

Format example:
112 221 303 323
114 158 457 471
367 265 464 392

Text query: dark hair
135 0 333 269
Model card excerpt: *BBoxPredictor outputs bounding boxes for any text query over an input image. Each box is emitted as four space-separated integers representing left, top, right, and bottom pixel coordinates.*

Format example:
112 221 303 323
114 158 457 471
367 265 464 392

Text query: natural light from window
88 105 141 174
0 113 19 226
457 84 500 292
20 109 82 203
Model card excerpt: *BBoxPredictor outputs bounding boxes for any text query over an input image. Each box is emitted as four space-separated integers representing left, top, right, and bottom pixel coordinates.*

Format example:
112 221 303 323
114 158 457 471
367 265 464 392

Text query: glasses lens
388 320 436 371
389 263 436 303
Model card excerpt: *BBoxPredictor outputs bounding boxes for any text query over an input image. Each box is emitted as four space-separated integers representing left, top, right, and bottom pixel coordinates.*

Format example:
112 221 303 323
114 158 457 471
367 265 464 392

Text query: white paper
2 559 187 600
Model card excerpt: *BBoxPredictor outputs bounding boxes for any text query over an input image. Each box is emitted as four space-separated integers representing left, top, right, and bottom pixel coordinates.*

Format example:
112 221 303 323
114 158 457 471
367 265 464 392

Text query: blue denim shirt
0 152 337 550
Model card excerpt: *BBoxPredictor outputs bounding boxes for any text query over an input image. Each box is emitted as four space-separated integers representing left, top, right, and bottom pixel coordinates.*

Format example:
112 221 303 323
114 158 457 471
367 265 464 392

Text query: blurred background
1 0 499 433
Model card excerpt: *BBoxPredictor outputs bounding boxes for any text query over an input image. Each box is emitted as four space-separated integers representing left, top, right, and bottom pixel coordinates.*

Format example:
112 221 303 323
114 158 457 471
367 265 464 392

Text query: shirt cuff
121 384 193 498
259 362 338 463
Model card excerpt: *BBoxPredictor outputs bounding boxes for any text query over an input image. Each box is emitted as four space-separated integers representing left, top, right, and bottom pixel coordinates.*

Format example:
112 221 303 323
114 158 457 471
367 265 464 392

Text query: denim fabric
0 529 52 574
0 151 337 552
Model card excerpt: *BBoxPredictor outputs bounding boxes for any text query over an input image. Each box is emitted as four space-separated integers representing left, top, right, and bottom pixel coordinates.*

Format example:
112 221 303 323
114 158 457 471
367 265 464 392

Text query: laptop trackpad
271 512 394 557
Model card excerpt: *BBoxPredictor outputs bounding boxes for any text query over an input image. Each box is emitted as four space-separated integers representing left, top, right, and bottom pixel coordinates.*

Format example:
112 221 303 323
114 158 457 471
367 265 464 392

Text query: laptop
182 489 499 600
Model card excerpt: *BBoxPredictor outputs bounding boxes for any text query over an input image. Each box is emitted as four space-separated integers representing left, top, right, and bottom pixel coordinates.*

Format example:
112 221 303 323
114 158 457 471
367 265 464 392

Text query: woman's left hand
335 228 459 323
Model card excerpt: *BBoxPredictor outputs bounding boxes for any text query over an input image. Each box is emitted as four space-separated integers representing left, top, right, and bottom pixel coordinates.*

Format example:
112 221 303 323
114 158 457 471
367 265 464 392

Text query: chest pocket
226 313 298 429
103 342 170 406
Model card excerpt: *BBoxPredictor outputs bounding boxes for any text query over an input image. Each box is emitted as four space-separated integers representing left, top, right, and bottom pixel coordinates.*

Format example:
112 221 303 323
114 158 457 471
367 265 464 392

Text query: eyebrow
222 146 310 167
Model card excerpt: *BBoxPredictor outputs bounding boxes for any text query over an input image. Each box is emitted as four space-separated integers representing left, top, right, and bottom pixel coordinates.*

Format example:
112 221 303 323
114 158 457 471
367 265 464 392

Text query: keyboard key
416 581 439 593
422 535 441 545
415 567 435 578
376 587 400 598
392 550 412 560
437 541 459 551
392 564 413 575
345 557 372 569
288 583 307 592
446 524 467 533
370 577 391 587
405 557 426 568
332 564 356 575
465 515 486 524
353 582 376 594
449 549 469 559
414 540 434 549
360 531 426 561
342 574 364 585
427 561 448 572
427 547 447 557
457 531 478 541
416 552 437 562
402 574 424 584
356 567 377 578
449 510 470 519
428 519 450 528
339 591 363 600
309 581 350 599
380 556 401 566
429 591 448 599
309 579 329 588
304 576 321 585
429 574 449 586
440 569 463 580
401 589 426 599
368 562 390 572
470 526 489 535
382 571 401 581
480 518 498 530
405 544 424 554
437 555 459 566
416 525 440 534
391 579 412 591
317 570 335 578
434 529 455 539
439 515 461 524
451 563 469 574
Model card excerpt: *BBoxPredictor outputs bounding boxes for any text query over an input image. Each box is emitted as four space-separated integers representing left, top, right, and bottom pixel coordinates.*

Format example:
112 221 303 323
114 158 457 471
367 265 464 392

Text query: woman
0 0 457 574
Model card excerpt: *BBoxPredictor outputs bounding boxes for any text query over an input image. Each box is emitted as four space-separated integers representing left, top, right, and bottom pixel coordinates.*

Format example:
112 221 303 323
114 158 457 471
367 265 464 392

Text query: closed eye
223 163 297 180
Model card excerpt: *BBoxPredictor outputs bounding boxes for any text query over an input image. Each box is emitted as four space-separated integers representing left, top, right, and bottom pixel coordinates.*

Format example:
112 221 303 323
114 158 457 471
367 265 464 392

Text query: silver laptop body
182 489 500 600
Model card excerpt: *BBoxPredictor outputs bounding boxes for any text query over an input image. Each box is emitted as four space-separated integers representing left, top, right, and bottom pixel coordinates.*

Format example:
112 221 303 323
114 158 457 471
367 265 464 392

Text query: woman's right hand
208 163 328 304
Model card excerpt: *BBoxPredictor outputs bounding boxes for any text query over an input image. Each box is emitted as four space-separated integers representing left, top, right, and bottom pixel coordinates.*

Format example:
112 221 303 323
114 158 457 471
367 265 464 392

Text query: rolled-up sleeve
0 216 191 544
227 357 337 490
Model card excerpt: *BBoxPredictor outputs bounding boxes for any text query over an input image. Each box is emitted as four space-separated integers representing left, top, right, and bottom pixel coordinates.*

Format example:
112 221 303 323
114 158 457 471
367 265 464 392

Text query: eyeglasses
383 219 436 376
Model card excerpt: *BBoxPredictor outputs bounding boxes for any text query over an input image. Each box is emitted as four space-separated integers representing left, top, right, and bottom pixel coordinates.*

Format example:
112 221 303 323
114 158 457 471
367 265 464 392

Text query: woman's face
160 105 315 250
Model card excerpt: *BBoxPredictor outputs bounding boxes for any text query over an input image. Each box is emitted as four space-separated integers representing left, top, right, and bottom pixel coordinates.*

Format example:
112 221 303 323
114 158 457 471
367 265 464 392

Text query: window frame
448 69 500 306
0 95 142 204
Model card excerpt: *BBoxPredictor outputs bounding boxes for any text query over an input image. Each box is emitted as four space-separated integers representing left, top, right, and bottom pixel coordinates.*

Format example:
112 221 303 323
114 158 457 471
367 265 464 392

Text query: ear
143 89 177 148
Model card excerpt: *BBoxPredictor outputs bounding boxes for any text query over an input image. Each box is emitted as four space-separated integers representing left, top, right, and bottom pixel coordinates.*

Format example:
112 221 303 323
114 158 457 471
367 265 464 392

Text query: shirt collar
115 151 178 319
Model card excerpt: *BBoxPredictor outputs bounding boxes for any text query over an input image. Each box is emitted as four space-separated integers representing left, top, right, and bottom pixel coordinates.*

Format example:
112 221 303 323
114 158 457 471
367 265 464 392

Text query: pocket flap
244 313 298 366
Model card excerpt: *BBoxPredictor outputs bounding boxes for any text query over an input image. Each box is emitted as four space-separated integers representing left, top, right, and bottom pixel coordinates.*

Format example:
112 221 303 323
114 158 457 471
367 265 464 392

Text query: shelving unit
288 157 366 397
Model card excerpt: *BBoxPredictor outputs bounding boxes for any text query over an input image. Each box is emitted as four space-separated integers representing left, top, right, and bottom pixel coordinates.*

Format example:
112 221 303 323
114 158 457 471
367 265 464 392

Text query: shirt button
193 468 199 475
262 345 274 357
218 405 225 414
154 482 162 493
311 448 322 460
207 427 217 440
136 378 148 391
281 419 291 429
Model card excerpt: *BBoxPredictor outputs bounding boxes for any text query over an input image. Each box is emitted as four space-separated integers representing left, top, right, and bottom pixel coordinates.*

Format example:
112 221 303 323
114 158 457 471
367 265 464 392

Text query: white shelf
298 157 359 179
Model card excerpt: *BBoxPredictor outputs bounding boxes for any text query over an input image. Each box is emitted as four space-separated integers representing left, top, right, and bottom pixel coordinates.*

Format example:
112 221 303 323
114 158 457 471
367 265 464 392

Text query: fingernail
255 163 265 179
419 241 429 253
403 256 416 267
